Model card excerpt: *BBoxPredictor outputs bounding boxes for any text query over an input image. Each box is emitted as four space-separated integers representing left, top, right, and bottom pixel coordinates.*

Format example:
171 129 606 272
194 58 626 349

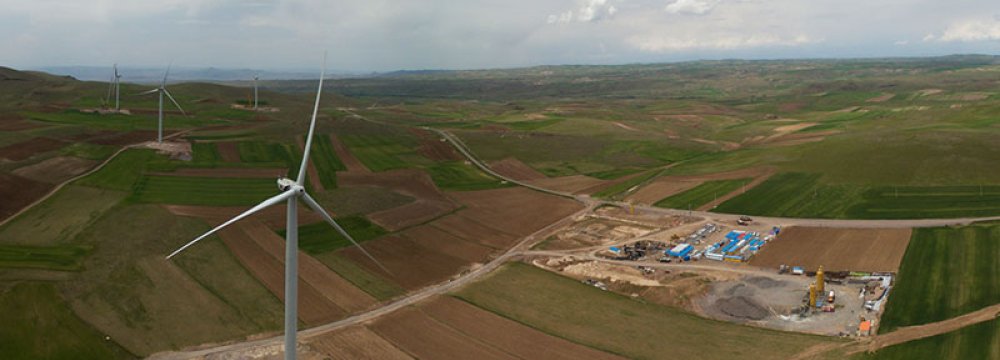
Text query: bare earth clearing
749 226 912 272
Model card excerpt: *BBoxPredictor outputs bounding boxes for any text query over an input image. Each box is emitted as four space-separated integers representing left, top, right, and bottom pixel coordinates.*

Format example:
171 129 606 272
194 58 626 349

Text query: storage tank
816 266 825 294
809 284 817 307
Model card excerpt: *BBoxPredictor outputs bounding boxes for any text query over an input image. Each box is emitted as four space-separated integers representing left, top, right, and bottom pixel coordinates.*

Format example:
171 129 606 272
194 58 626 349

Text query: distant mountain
32 66 369 84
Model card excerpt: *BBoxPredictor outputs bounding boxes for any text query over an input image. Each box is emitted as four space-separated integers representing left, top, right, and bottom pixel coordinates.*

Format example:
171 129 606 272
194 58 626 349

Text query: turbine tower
104 64 122 111
166 58 385 360
138 65 185 142
253 73 259 110
113 64 121 111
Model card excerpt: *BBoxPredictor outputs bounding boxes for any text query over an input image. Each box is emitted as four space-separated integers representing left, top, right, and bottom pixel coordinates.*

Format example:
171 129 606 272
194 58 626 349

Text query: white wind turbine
104 64 122 111
137 65 186 142
253 73 260 110
166 59 387 360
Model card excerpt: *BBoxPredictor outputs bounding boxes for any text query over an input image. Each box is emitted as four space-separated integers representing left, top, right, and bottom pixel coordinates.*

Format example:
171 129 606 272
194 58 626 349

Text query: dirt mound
717 296 769 320
0 137 66 161
489 157 546 181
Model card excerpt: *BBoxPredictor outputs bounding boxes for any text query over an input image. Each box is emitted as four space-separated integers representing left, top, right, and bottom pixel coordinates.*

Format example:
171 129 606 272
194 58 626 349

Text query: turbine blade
163 89 187 116
135 89 159 96
162 63 172 86
296 52 327 185
300 192 391 274
166 189 296 259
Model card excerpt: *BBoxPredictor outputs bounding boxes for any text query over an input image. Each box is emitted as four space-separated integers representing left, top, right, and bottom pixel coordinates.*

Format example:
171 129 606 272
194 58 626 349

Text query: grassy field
74 149 156 191
0 185 126 246
314 252 405 301
655 178 751 209
237 141 299 166
25 110 211 130
593 168 663 199
0 244 90 271
132 175 278 206
423 161 509 191
715 172 1000 219
62 204 283 356
454 263 838 360
190 142 221 164
0 282 133 359
59 142 117 160
277 215 386 254
856 319 999 360
340 134 425 172
879 224 1000 333
309 134 345 188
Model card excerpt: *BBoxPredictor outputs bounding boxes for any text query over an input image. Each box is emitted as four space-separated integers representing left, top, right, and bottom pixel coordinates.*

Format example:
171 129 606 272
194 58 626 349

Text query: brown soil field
217 224 345 325
368 199 455 232
341 168 457 231
164 204 323 230
329 134 369 172
0 137 67 161
448 187 583 237
627 167 775 208
86 131 158 146
430 213 520 249
0 173 53 222
411 129 462 161
150 167 287 178
526 175 607 193
749 226 913 272
216 142 241 162
304 326 413 360
400 224 495 263
0 114 43 131
12 156 97 183
339 235 469 290
369 306 517 360
420 296 625 360
489 157 546 181
240 221 376 312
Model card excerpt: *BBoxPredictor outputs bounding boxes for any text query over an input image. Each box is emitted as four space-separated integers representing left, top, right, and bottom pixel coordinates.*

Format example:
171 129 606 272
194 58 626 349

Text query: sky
1 0 999 72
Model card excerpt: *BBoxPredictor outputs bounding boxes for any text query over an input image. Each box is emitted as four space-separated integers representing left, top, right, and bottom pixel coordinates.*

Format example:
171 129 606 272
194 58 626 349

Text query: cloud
629 33 816 52
664 0 718 15
933 19 1000 42
547 0 618 24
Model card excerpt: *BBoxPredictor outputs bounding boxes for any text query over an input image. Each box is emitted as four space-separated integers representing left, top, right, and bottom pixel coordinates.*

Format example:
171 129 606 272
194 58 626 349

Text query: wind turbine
104 64 122 111
137 65 185 142
165 59 387 360
253 73 259 110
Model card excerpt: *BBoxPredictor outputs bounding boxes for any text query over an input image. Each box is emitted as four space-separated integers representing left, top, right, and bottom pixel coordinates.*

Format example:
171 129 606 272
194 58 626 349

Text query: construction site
532 205 900 337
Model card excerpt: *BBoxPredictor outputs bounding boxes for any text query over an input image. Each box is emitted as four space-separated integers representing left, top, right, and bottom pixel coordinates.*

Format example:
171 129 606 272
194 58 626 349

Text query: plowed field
0 173 53 222
749 227 912 272
0 137 66 161
489 157 545 181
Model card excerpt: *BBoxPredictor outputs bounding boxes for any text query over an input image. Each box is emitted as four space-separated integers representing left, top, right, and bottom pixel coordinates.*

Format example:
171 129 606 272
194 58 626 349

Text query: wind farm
2 2 1000 360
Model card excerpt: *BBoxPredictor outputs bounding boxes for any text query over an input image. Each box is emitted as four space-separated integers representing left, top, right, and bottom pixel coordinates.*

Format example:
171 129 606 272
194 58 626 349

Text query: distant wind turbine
104 64 122 111
253 73 259 110
165 56 387 360
137 65 185 142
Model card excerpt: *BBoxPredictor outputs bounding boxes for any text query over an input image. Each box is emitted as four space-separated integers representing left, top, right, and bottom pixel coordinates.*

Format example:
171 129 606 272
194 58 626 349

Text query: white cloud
664 0 718 15
547 0 618 24
935 19 1000 42
629 33 816 52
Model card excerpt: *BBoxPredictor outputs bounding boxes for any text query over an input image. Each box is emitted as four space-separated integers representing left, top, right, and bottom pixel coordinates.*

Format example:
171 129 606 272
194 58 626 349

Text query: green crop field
0 185 126 246
340 134 426 172
455 263 838 360
190 142 221 164
315 252 405 301
715 173 1000 219
237 141 299 165
879 224 1000 333
132 175 277 206
24 110 211 130
423 161 509 191
308 134 345 188
74 149 156 191
0 244 90 271
856 319 999 360
655 178 751 209
277 215 385 254
59 142 117 160
593 168 663 199
0 282 133 359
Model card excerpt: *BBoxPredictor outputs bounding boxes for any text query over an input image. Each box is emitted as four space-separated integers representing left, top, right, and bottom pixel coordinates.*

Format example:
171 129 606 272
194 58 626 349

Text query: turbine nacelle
277 177 301 192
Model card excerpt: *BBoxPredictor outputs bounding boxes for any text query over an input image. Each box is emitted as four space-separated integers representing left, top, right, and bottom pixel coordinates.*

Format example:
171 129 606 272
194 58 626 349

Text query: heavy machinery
737 216 753 225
